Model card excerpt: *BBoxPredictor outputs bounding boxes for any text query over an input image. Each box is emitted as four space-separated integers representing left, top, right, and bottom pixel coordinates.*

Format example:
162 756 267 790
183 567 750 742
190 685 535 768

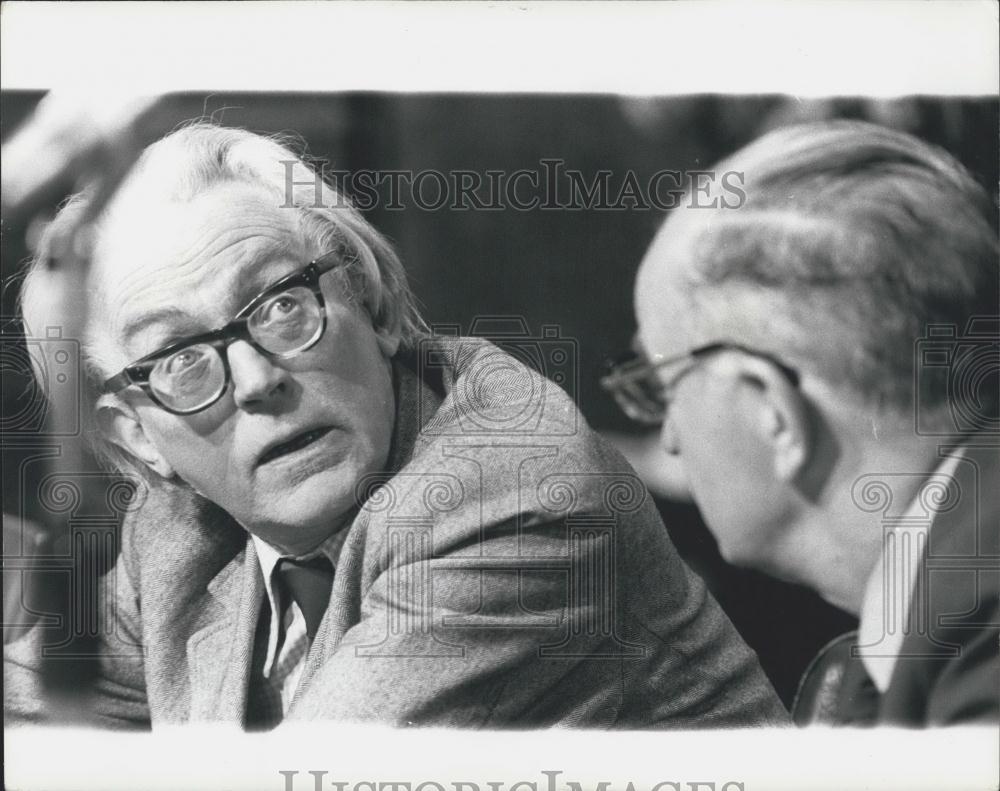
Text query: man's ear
732 355 812 483
96 399 175 479
373 313 402 359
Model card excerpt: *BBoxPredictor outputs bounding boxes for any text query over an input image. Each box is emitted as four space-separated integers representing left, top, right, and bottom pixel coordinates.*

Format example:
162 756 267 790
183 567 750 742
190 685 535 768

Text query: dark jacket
794 443 999 726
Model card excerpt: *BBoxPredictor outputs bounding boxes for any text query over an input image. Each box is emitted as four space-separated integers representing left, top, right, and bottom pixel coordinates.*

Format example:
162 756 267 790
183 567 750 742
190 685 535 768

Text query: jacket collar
187 538 263 723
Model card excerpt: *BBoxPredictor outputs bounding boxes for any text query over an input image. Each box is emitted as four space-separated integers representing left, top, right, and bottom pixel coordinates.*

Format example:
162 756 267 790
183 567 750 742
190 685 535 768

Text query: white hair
19 122 428 478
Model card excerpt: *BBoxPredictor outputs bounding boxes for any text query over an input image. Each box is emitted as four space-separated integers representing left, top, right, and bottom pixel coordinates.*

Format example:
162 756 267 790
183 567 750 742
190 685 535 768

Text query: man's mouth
258 426 334 466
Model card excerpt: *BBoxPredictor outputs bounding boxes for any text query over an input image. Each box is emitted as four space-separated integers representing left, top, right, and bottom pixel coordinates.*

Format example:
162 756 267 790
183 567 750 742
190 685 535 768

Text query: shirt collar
856 447 965 692
250 526 351 676
251 524 349 627
252 526 350 603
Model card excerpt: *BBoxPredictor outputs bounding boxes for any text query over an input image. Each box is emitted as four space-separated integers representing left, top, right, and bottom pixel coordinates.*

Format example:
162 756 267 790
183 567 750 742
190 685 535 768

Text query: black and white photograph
2 3 998 790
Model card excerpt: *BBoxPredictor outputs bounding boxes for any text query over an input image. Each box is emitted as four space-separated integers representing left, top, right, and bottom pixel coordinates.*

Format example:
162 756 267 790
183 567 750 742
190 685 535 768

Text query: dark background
2 91 997 706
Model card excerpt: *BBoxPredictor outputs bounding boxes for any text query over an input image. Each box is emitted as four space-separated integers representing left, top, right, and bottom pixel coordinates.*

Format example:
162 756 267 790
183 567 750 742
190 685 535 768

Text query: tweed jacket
5 337 787 729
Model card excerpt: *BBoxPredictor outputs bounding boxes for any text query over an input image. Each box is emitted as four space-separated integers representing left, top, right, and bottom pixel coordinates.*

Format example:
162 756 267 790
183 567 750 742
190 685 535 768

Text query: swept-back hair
19 122 428 478
664 120 998 426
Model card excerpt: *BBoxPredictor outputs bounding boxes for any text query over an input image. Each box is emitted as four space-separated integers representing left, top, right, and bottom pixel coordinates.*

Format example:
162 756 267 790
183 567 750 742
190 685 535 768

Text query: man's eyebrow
118 243 307 345
226 236 308 294
233 252 315 309
239 268 288 303
121 307 198 345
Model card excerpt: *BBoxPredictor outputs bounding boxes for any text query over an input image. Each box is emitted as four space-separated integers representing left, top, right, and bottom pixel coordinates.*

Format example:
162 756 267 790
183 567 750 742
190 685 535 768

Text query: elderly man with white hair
604 120 999 726
5 123 786 730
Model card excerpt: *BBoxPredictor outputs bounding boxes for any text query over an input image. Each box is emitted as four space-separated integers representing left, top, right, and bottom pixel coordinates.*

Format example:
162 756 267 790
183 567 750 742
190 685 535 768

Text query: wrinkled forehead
90 183 310 353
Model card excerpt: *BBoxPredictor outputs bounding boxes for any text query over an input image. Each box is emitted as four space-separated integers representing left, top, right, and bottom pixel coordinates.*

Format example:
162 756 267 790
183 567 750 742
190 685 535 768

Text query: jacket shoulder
118 479 245 594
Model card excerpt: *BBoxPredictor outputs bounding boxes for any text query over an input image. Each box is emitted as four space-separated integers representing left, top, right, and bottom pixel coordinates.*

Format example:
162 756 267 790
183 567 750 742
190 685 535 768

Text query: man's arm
286 446 787 727
287 511 622 726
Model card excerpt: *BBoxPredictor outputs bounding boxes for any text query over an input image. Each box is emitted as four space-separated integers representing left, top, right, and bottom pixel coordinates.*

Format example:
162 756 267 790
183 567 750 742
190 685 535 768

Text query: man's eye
163 347 209 375
258 294 303 324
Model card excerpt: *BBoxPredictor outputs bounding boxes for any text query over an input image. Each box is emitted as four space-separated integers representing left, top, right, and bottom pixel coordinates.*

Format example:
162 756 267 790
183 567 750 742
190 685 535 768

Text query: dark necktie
275 556 334 641
835 650 881 725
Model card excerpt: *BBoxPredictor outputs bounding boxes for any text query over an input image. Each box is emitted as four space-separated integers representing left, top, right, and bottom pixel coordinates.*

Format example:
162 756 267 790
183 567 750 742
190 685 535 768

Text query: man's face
97 184 398 554
634 216 789 569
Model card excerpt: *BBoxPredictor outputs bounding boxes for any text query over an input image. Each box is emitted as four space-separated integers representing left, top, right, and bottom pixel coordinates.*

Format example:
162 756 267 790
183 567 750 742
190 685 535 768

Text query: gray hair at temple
649 119 998 431
19 122 428 478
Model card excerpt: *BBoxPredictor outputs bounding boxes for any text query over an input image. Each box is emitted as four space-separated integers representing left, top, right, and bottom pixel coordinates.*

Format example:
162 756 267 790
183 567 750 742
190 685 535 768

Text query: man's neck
795 430 962 615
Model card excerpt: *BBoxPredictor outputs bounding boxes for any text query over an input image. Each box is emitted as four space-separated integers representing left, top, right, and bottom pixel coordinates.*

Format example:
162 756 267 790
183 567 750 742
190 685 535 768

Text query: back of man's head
643 120 998 434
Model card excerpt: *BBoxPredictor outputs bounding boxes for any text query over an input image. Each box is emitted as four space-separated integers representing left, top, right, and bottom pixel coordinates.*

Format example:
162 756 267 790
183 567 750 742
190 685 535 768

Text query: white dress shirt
856 449 965 691
251 528 349 715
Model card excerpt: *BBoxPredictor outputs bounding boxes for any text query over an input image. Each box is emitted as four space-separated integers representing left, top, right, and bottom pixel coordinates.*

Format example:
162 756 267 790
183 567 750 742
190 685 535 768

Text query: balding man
603 120 999 726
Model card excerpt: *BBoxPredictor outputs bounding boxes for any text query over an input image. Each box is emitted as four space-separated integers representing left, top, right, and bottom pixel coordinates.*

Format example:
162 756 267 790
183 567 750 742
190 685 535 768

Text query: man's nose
227 340 291 409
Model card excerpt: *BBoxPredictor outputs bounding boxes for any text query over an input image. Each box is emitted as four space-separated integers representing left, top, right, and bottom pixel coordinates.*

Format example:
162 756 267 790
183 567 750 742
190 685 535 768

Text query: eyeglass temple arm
691 342 801 387
100 371 133 394
313 248 349 275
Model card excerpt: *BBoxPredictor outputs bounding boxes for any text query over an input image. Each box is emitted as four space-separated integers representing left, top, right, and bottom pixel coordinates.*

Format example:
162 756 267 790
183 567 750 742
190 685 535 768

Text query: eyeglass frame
100 250 346 415
601 341 801 425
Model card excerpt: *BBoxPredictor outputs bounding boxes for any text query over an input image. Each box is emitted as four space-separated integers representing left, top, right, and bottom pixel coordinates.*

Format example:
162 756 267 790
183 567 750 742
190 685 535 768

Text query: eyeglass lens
611 369 667 425
147 285 324 412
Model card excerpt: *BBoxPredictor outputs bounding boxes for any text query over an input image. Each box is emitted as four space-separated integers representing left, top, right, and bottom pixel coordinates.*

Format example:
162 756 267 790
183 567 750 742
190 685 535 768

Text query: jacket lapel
287 355 442 714
883 441 1000 719
186 540 263 724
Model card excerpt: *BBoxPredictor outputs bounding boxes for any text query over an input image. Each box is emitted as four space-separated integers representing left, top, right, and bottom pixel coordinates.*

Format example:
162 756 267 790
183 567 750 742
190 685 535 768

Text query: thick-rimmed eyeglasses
600 341 800 426
101 251 345 415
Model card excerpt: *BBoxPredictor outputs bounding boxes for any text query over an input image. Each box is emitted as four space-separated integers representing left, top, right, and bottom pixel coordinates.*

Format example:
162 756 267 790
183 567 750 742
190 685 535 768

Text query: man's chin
251 508 353 555
246 471 359 551
715 536 769 572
